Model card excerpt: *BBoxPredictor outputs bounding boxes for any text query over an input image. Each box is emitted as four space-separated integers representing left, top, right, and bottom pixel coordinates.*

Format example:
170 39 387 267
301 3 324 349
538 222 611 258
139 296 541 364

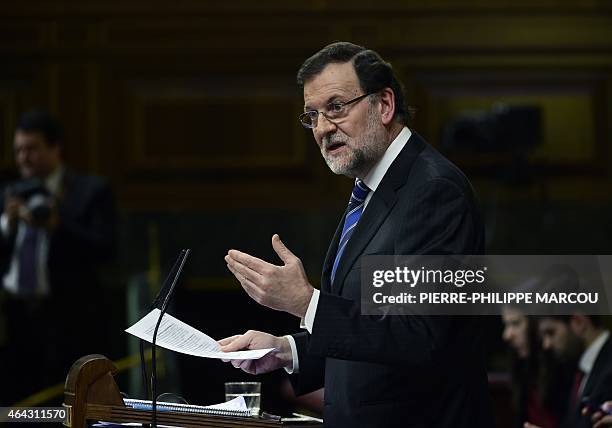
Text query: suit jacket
0 170 116 400
291 133 493 427
0 169 116 298
563 335 612 428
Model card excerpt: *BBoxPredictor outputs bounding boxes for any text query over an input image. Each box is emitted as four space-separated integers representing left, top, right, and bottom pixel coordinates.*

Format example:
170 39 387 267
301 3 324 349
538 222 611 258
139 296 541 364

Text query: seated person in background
0 109 117 404
525 315 612 428
502 306 574 428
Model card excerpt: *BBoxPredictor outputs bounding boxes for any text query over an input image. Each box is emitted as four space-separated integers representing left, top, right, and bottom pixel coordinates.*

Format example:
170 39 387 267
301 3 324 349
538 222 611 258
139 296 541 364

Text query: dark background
0 0 611 424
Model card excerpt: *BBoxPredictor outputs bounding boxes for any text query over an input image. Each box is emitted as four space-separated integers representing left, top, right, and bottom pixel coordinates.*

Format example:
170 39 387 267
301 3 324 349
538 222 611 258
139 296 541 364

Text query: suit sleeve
289 331 326 395
306 178 483 366
54 178 117 263
0 216 17 277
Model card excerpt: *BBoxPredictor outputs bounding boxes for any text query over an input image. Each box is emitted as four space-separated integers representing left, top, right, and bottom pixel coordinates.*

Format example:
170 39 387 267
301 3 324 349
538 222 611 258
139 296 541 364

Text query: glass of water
224 381 261 416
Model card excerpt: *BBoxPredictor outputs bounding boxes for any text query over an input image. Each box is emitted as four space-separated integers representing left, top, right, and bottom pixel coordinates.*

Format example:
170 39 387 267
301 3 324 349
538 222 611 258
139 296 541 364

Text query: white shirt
1 167 64 296
285 127 412 373
578 330 610 395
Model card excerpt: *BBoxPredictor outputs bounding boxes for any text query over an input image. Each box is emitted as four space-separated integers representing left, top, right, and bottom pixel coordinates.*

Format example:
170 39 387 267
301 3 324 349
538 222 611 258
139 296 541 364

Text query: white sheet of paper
125 308 273 360
200 395 248 411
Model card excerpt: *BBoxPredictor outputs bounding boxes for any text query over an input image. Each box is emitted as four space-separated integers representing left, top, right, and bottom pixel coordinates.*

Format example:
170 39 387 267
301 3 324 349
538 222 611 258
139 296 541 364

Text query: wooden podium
63 354 317 428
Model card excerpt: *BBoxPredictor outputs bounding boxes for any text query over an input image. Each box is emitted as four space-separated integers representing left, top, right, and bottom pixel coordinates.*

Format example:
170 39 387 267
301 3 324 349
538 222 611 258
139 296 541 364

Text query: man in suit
220 42 493 427
0 109 116 403
525 315 612 428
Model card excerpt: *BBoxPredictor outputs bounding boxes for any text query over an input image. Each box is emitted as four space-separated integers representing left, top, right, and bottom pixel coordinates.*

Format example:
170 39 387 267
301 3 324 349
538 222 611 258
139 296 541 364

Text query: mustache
322 135 348 149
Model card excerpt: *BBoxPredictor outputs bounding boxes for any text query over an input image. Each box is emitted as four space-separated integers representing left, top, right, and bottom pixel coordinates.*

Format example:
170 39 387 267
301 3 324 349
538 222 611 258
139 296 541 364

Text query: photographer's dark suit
290 133 493 427
0 170 116 403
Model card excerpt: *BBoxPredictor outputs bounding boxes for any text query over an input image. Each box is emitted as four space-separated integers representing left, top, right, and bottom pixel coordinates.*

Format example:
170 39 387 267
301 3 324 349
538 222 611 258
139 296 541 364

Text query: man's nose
502 328 511 342
16 151 27 163
542 337 551 350
314 113 337 140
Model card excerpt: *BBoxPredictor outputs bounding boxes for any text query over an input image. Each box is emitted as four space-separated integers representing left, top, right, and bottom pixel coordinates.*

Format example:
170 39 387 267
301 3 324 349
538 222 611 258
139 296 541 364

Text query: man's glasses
299 92 374 129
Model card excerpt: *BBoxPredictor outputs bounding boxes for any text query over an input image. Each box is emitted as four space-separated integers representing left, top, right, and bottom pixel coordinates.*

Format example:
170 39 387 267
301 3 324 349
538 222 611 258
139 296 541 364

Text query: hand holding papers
219 330 295 375
125 309 274 360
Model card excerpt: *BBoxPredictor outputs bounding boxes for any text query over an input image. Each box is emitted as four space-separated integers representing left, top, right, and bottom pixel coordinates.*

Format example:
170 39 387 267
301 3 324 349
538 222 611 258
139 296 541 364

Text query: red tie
572 369 585 409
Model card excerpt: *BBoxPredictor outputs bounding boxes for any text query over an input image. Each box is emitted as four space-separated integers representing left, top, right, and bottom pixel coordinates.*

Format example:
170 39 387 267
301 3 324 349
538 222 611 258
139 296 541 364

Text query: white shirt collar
45 166 64 196
361 126 412 192
579 330 610 375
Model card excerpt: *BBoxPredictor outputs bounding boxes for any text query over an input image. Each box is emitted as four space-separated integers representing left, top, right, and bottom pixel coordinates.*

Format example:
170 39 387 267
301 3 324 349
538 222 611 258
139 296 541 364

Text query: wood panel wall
2 4 611 413
0 0 611 210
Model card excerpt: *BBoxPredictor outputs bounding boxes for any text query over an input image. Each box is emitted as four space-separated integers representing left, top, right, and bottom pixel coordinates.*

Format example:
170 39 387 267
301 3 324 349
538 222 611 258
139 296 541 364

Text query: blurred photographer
0 109 117 404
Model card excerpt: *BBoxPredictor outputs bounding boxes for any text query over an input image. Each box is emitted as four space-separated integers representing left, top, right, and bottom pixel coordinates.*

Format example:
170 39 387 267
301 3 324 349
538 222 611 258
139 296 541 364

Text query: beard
558 330 584 364
320 102 388 178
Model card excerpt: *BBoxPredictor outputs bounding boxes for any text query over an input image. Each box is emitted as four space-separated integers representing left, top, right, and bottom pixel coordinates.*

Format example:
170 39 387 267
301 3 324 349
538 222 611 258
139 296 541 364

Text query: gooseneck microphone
141 249 190 428
139 249 187 400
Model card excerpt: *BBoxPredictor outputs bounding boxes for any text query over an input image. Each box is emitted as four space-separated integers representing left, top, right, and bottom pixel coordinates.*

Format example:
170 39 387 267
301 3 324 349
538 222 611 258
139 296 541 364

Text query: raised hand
225 234 314 318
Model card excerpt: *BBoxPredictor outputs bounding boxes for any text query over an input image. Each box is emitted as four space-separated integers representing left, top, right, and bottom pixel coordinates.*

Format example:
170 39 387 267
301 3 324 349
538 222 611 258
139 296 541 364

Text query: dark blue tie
18 225 39 295
331 179 371 285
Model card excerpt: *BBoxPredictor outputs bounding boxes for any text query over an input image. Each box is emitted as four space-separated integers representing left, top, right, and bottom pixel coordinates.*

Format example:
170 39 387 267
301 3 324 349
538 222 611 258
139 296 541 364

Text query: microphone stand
150 249 190 428
139 249 186 400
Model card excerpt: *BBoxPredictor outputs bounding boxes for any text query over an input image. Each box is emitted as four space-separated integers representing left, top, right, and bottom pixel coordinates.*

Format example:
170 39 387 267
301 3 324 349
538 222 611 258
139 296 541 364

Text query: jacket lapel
582 336 612 399
332 189 396 295
57 169 79 216
321 215 345 293
329 133 427 296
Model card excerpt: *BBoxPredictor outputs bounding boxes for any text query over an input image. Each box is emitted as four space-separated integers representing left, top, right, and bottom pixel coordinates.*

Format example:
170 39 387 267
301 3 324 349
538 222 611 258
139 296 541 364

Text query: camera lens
27 194 52 223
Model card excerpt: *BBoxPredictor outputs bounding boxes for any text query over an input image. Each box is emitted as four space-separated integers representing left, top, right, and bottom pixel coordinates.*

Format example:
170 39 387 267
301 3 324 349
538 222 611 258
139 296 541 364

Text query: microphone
150 249 190 428
135 249 190 427
151 250 189 310
139 249 187 400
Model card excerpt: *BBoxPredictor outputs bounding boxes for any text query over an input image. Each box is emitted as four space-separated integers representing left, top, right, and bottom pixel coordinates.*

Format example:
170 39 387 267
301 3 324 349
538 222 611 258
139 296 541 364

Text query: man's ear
378 87 396 126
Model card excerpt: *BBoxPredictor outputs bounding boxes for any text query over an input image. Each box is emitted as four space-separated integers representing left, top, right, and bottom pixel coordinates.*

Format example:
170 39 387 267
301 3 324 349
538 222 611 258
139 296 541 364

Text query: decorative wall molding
0 2 610 208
